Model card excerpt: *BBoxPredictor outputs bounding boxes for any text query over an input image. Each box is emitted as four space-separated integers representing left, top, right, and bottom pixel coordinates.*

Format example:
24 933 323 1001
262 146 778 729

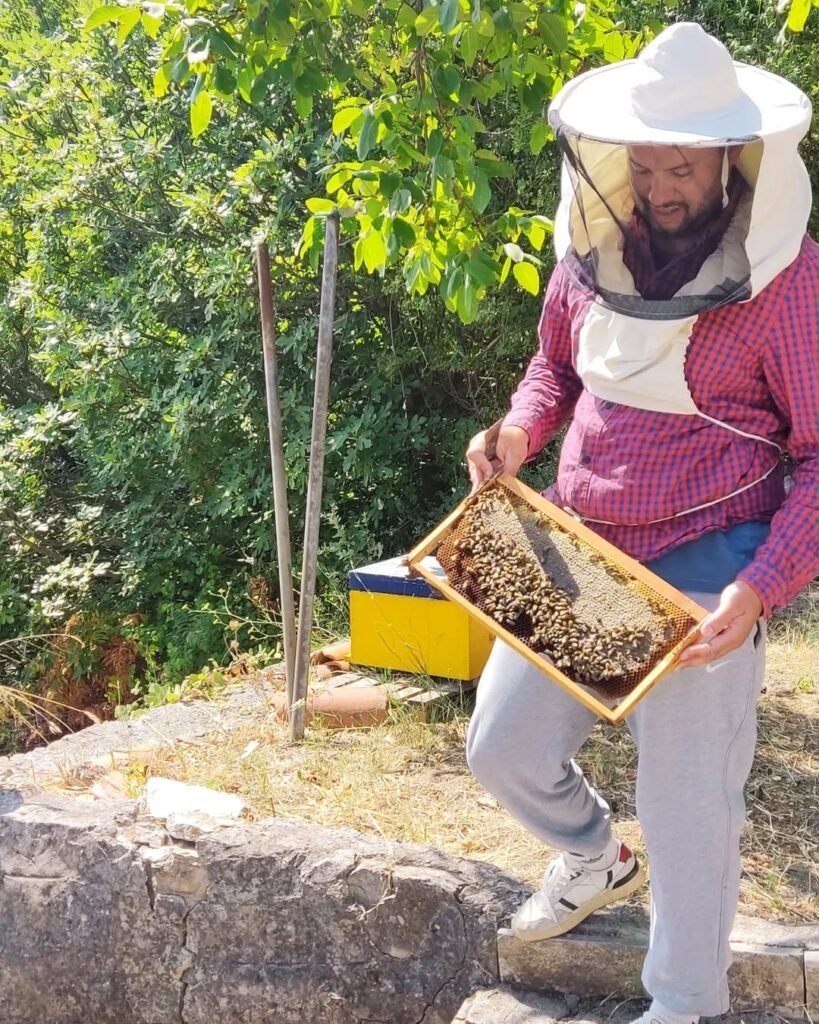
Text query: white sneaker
511 841 646 942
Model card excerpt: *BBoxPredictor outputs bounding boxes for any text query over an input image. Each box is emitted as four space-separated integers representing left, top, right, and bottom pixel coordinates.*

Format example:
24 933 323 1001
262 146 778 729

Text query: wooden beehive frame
407 473 708 724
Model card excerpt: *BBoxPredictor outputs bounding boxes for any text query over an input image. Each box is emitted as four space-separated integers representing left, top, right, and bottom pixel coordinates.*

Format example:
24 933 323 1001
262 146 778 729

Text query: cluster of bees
439 495 654 689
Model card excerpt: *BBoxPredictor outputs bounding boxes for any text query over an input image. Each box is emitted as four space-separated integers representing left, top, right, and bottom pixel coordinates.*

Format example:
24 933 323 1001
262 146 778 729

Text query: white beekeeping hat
549 22 810 146
548 23 812 306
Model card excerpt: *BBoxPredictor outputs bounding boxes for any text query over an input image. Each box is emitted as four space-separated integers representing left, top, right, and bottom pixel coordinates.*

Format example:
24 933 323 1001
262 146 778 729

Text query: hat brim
549 61 811 146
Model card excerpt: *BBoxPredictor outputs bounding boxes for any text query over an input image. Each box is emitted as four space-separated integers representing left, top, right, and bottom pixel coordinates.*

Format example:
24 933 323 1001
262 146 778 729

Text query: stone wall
0 790 523 1024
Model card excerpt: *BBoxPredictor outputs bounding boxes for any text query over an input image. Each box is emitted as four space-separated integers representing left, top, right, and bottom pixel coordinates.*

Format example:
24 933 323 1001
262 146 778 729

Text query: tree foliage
86 0 639 322
0 0 576 683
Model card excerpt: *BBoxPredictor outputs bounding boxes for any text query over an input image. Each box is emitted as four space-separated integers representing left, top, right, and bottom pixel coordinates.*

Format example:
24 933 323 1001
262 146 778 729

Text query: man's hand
466 424 529 494
677 580 763 668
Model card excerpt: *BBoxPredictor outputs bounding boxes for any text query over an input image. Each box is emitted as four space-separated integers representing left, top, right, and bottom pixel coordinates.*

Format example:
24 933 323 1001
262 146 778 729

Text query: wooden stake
290 212 340 740
255 241 298 708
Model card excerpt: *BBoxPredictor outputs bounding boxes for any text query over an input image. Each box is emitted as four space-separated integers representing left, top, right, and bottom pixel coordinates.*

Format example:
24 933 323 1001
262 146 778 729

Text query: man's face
628 145 725 240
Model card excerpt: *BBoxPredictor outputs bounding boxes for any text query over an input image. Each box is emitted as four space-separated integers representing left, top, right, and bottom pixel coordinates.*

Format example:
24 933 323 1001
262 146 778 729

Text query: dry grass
135 585 817 923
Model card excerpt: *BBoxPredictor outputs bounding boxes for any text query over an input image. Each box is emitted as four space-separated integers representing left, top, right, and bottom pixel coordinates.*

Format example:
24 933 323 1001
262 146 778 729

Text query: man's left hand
677 581 763 668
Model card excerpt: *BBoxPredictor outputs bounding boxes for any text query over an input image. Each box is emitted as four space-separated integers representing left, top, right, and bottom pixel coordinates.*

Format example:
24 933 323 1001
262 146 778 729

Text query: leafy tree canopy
86 0 639 321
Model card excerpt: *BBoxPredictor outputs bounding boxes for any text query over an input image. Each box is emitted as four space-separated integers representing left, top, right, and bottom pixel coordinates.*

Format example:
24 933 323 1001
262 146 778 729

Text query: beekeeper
465 22 817 1024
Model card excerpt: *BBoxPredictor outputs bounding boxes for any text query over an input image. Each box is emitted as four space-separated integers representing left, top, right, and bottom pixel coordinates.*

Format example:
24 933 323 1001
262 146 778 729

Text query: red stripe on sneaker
618 844 632 864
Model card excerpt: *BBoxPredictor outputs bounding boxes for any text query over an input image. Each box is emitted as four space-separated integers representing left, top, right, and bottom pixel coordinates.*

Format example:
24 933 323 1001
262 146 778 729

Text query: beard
636 190 724 244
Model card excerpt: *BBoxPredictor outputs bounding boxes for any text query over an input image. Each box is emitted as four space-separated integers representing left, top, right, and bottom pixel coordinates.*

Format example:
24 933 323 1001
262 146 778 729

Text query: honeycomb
435 479 698 699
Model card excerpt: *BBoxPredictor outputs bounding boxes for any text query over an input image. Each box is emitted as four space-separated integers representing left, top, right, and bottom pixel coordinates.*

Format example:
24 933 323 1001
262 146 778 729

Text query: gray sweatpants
466 593 766 1017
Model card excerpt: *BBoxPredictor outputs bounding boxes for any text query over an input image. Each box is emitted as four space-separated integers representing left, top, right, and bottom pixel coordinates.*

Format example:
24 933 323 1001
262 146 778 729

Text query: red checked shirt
502 235 819 618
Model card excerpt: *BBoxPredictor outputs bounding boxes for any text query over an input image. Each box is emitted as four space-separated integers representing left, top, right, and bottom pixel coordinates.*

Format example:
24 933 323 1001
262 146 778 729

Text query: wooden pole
290 212 340 740
254 241 298 708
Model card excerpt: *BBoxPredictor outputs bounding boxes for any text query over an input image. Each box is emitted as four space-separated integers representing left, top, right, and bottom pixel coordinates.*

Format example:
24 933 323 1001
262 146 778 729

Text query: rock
140 844 210 901
729 943 807 1019
0 794 189 1023
498 908 814 1019
454 986 568 1023
180 820 500 1024
144 776 246 821
165 811 224 843
805 950 819 1017
119 817 169 847
498 926 647 999
0 796 511 1024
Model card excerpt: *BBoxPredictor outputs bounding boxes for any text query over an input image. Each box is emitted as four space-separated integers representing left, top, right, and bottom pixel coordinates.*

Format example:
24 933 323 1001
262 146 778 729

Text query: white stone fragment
144 776 246 821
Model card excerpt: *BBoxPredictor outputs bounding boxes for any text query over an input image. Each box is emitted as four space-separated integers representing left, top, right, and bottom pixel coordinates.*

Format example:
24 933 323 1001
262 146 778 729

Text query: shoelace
541 855 582 899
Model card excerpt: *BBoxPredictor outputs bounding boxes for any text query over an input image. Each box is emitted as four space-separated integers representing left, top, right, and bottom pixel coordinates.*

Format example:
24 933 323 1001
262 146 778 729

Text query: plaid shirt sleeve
502 263 582 457
738 243 819 617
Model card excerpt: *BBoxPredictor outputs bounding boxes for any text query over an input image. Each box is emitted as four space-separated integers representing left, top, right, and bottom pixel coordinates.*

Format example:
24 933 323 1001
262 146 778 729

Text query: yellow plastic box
348 556 494 680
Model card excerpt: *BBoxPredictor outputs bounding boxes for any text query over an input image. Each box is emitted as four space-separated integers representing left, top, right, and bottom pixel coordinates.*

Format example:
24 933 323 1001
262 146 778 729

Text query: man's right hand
466 423 530 494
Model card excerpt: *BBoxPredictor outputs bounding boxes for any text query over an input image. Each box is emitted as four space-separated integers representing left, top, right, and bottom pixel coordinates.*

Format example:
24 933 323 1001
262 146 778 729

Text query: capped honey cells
435 481 698 699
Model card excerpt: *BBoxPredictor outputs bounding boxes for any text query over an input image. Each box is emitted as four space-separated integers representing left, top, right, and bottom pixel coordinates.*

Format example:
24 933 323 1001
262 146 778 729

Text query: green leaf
210 27 242 60
85 5 122 30
427 128 444 158
392 216 416 247
405 256 429 295
116 8 141 44
332 106 363 134
237 65 254 103
469 172 491 214
153 61 173 99
306 197 337 214
455 275 477 323
603 32 626 61
360 230 387 272
476 9 495 36
439 0 460 33
434 64 462 100
357 110 378 159
415 6 440 35
787 0 811 30
474 152 515 178
431 154 454 186
190 89 213 137
537 11 567 52
464 251 499 287
513 261 540 295
326 168 353 193
443 265 464 302
459 25 480 66
524 218 546 250
396 3 417 28
493 6 513 32
380 172 401 197
388 188 412 215
500 256 512 284
294 90 313 118
529 121 552 155
213 65 237 96
141 12 163 38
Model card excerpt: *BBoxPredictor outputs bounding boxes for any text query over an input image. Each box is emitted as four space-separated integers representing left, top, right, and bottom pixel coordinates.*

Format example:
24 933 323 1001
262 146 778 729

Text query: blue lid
348 555 446 599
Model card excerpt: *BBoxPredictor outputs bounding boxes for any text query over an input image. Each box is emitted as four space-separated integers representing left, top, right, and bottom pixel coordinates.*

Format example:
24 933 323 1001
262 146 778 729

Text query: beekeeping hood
548 23 812 319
